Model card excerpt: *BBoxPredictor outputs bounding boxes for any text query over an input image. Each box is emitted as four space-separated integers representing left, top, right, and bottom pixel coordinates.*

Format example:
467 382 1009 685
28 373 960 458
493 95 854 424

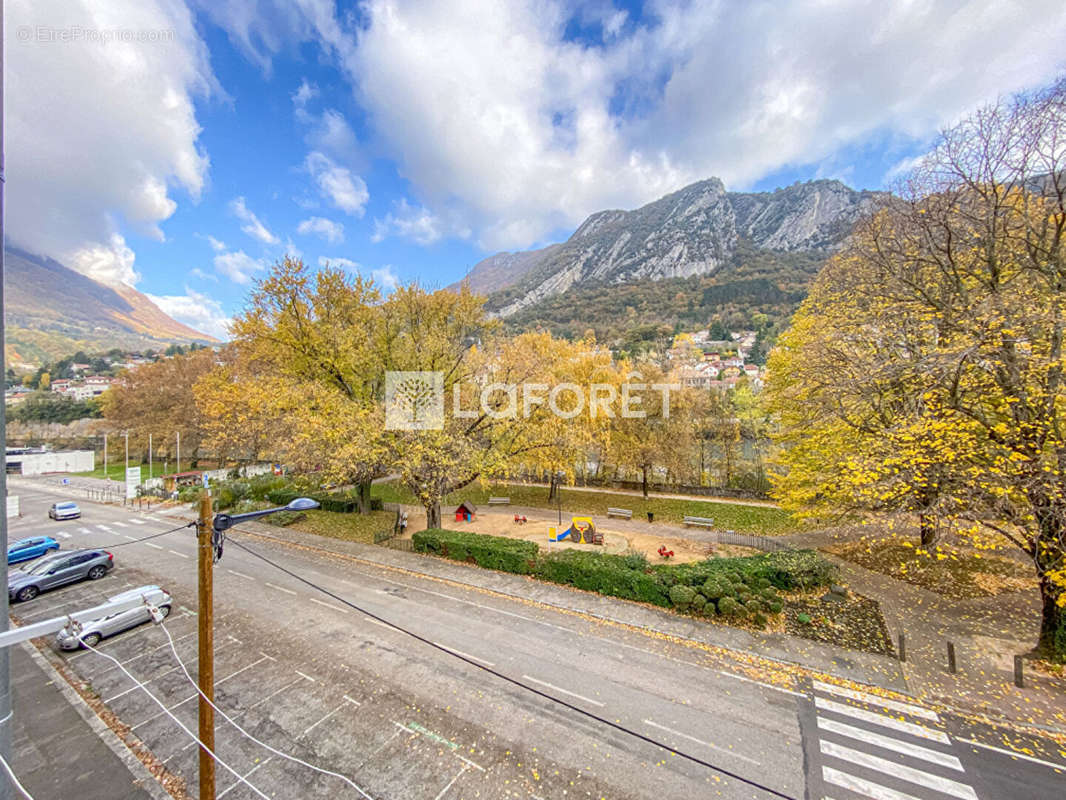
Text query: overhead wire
227 535 798 800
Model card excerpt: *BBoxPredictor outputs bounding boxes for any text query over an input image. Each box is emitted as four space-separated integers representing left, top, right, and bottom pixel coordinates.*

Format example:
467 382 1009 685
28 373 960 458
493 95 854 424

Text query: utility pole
177 431 181 474
124 431 129 470
104 432 108 478
197 490 215 799
149 433 153 480
0 2 14 794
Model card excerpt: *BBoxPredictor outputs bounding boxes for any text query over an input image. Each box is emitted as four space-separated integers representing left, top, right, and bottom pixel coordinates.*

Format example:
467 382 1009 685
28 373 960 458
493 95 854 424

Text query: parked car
55 585 172 650
8 549 114 602
7 536 60 565
48 501 81 520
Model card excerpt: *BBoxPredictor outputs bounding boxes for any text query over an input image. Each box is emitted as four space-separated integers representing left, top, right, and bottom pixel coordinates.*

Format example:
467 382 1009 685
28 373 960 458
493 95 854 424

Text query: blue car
8 537 61 565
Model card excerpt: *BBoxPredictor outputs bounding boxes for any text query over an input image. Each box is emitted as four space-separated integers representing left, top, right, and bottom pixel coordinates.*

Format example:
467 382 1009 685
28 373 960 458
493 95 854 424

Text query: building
4 448 95 475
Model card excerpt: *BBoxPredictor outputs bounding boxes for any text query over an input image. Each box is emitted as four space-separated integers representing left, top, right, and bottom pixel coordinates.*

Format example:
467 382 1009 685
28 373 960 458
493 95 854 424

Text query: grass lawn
287 509 396 544
827 538 1038 599
372 480 797 535
74 462 167 481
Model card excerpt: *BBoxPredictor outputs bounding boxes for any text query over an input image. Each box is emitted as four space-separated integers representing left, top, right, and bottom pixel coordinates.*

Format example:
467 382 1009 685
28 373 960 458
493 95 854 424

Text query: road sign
125 466 141 499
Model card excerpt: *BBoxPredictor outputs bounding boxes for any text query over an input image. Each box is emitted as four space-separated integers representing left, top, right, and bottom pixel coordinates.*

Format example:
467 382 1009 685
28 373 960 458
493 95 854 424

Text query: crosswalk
807 679 979 800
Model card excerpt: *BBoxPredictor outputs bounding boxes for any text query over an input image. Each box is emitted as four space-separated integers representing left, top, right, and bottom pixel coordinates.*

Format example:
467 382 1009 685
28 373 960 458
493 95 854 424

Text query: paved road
7 478 1065 800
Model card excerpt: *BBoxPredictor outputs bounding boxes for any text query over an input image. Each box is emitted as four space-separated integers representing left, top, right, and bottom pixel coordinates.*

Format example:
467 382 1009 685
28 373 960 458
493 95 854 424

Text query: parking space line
57 531 71 539
227 569 254 580
301 702 351 736
455 753 485 772
112 521 129 528
247 677 308 710
216 756 272 799
521 675 605 707
124 535 138 540
167 549 189 559
144 542 164 550
433 764 468 800
308 596 349 614
433 643 495 667
294 670 317 683
264 582 297 596
644 719 760 765
363 617 395 630
129 519 147 525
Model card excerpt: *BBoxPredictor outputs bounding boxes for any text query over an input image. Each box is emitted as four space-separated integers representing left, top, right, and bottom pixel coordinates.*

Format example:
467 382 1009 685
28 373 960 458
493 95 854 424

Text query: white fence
7 450 95 476
6 496 20 518
142 462 276 491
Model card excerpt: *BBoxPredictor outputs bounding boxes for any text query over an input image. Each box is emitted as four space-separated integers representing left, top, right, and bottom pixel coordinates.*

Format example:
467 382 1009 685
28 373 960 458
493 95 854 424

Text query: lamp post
556 471 563 526
195 495 319 799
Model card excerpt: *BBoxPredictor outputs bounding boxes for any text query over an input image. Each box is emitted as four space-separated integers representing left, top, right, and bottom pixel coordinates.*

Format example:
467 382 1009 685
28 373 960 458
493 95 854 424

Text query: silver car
48 501 81 520
56 585 172 650
8 549 114 602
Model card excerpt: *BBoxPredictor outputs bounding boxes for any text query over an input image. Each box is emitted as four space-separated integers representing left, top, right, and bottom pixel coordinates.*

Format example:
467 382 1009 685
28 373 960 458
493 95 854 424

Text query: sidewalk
10 641 171 800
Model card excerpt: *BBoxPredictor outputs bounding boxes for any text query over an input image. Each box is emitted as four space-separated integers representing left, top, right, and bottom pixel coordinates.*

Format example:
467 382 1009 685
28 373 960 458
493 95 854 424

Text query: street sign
125 466 141 499
202 473 210 489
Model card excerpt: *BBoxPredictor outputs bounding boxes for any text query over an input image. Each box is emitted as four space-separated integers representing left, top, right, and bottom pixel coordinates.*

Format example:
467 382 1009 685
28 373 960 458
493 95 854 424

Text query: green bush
369 497 384 511
691 593 707 612
701 578 727 600
745 598 764 614
262 510 306 527
797 612 812 625
266 488 300 506
413 529 539 574
669 584 697 610
177 486 203 503
536 550 670 606
752 612 768 628
718 596 744 617
767 599 784 614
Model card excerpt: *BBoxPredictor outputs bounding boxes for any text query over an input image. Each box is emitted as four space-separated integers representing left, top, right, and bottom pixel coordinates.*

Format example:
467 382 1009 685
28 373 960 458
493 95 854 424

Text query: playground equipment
454 500 477 523
513 514 528 524
657 544 675 559
550 516 603 545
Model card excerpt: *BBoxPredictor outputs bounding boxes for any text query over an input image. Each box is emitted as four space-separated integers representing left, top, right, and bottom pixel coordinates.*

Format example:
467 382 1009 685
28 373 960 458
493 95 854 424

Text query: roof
162 471 203 478
454 500 478 513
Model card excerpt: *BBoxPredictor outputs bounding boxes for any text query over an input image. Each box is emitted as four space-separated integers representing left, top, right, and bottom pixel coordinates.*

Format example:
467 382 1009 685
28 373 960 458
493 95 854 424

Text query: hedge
413 529 539 574
408 528 836 627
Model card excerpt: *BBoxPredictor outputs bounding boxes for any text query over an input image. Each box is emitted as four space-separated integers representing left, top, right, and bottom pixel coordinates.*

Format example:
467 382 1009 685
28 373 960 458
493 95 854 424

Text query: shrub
621 548 649 572
752 612 768 628
691 593 707 612
266 488 300 506
745 598 764 614
369 497 384 511
701 578 727 600
767 599 784 614
177 486 203 503
718 596 742 617
262 510 306 527
413 529 539 574
797 612 812 625
669 584 697 610
535 550 670 606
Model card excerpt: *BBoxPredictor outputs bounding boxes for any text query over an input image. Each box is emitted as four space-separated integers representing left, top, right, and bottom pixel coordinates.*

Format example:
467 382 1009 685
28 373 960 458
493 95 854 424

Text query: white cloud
372 265 400 292
231 197 280 245
297 216 345 243
372 200 451 246
318 256 360 270
292 79 318 108
205 235 227 252
147 287 232 341
305 151 369 216
5 0 216 285
337 0 1066 250
190 267 218 282
214 250 264 284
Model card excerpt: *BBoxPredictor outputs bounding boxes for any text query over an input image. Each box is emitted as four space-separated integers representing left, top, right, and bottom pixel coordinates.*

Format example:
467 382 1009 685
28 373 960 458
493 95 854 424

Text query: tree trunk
355 480 372 514
425 501 441 530
919 513 938 546
641 464 649 499
548 473 558 502
1036 577 1065 658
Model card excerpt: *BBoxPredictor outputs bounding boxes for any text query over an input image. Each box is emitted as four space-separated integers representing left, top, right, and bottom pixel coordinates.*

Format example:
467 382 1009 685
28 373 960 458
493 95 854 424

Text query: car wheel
17 586 39 602
80 632 101 648
158 605 171 619
87 565 107 580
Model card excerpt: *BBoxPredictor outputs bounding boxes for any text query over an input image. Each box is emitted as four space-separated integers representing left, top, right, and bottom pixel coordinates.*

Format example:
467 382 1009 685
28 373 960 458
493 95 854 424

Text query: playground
408 503 758 563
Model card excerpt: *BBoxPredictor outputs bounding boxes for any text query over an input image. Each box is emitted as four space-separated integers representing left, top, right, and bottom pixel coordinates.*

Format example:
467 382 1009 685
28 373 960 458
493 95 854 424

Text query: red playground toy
513 514 528 524
657 545 675 559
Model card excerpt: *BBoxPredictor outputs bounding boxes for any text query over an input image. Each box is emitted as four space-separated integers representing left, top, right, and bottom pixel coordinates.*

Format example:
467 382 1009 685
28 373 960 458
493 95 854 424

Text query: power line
0 751 33 800
76 633 269 800
227 536 798 800
100 522 195 548
157 623 374 800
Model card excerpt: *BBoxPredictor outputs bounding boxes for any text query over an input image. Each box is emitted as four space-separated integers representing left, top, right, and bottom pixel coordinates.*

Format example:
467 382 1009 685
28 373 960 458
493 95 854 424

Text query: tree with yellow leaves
768 79 1066 656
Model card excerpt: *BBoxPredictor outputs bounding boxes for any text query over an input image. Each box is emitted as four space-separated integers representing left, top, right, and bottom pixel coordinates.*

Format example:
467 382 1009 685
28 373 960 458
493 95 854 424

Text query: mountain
4 247 216 366
453 178 884 317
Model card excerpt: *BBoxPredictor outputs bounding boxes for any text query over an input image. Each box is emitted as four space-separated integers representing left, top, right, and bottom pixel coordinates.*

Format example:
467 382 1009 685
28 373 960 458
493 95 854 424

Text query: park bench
487 496 510 505
606 507 633 520
683 515 714 529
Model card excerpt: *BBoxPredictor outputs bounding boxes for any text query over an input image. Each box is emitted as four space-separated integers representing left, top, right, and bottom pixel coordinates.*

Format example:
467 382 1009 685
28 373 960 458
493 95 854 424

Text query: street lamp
195 495 318 799
556 471 564 525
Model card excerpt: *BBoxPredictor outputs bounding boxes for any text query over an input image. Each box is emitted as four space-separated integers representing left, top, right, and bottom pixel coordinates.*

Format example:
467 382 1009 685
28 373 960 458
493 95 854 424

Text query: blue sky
7 0 1066 339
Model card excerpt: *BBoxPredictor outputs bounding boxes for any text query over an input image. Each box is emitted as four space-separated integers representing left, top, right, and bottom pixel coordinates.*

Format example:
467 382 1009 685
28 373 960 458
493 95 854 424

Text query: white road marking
823 766 922 800
112 521 128 528
294 670 317 683
144 542 164 550
433 764 468 800
817 717 962 770
217 757 273 799
433 643 495 667
56 531 71 539
132 656 274 729
363 616 395 630
309 596 349 614
957 738 1066 771
820 741 978 800
95 524 114 532
264 582 296 596
301 703 349 736
815 697 949 743
124 535 138 541
167 549 189 559
129 518 147 525
813 680 938 721
717 668 804 697
521 674 605 707
226 569 254 580
78 527 91 534
644 719 760 764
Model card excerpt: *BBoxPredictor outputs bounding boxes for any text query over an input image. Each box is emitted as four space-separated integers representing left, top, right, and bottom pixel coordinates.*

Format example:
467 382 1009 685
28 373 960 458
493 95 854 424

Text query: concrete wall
8 450 95 476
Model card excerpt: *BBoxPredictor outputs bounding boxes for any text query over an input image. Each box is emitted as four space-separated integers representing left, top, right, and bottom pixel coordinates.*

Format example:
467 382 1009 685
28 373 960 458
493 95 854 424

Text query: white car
48 501 81 520
55 585 172 650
